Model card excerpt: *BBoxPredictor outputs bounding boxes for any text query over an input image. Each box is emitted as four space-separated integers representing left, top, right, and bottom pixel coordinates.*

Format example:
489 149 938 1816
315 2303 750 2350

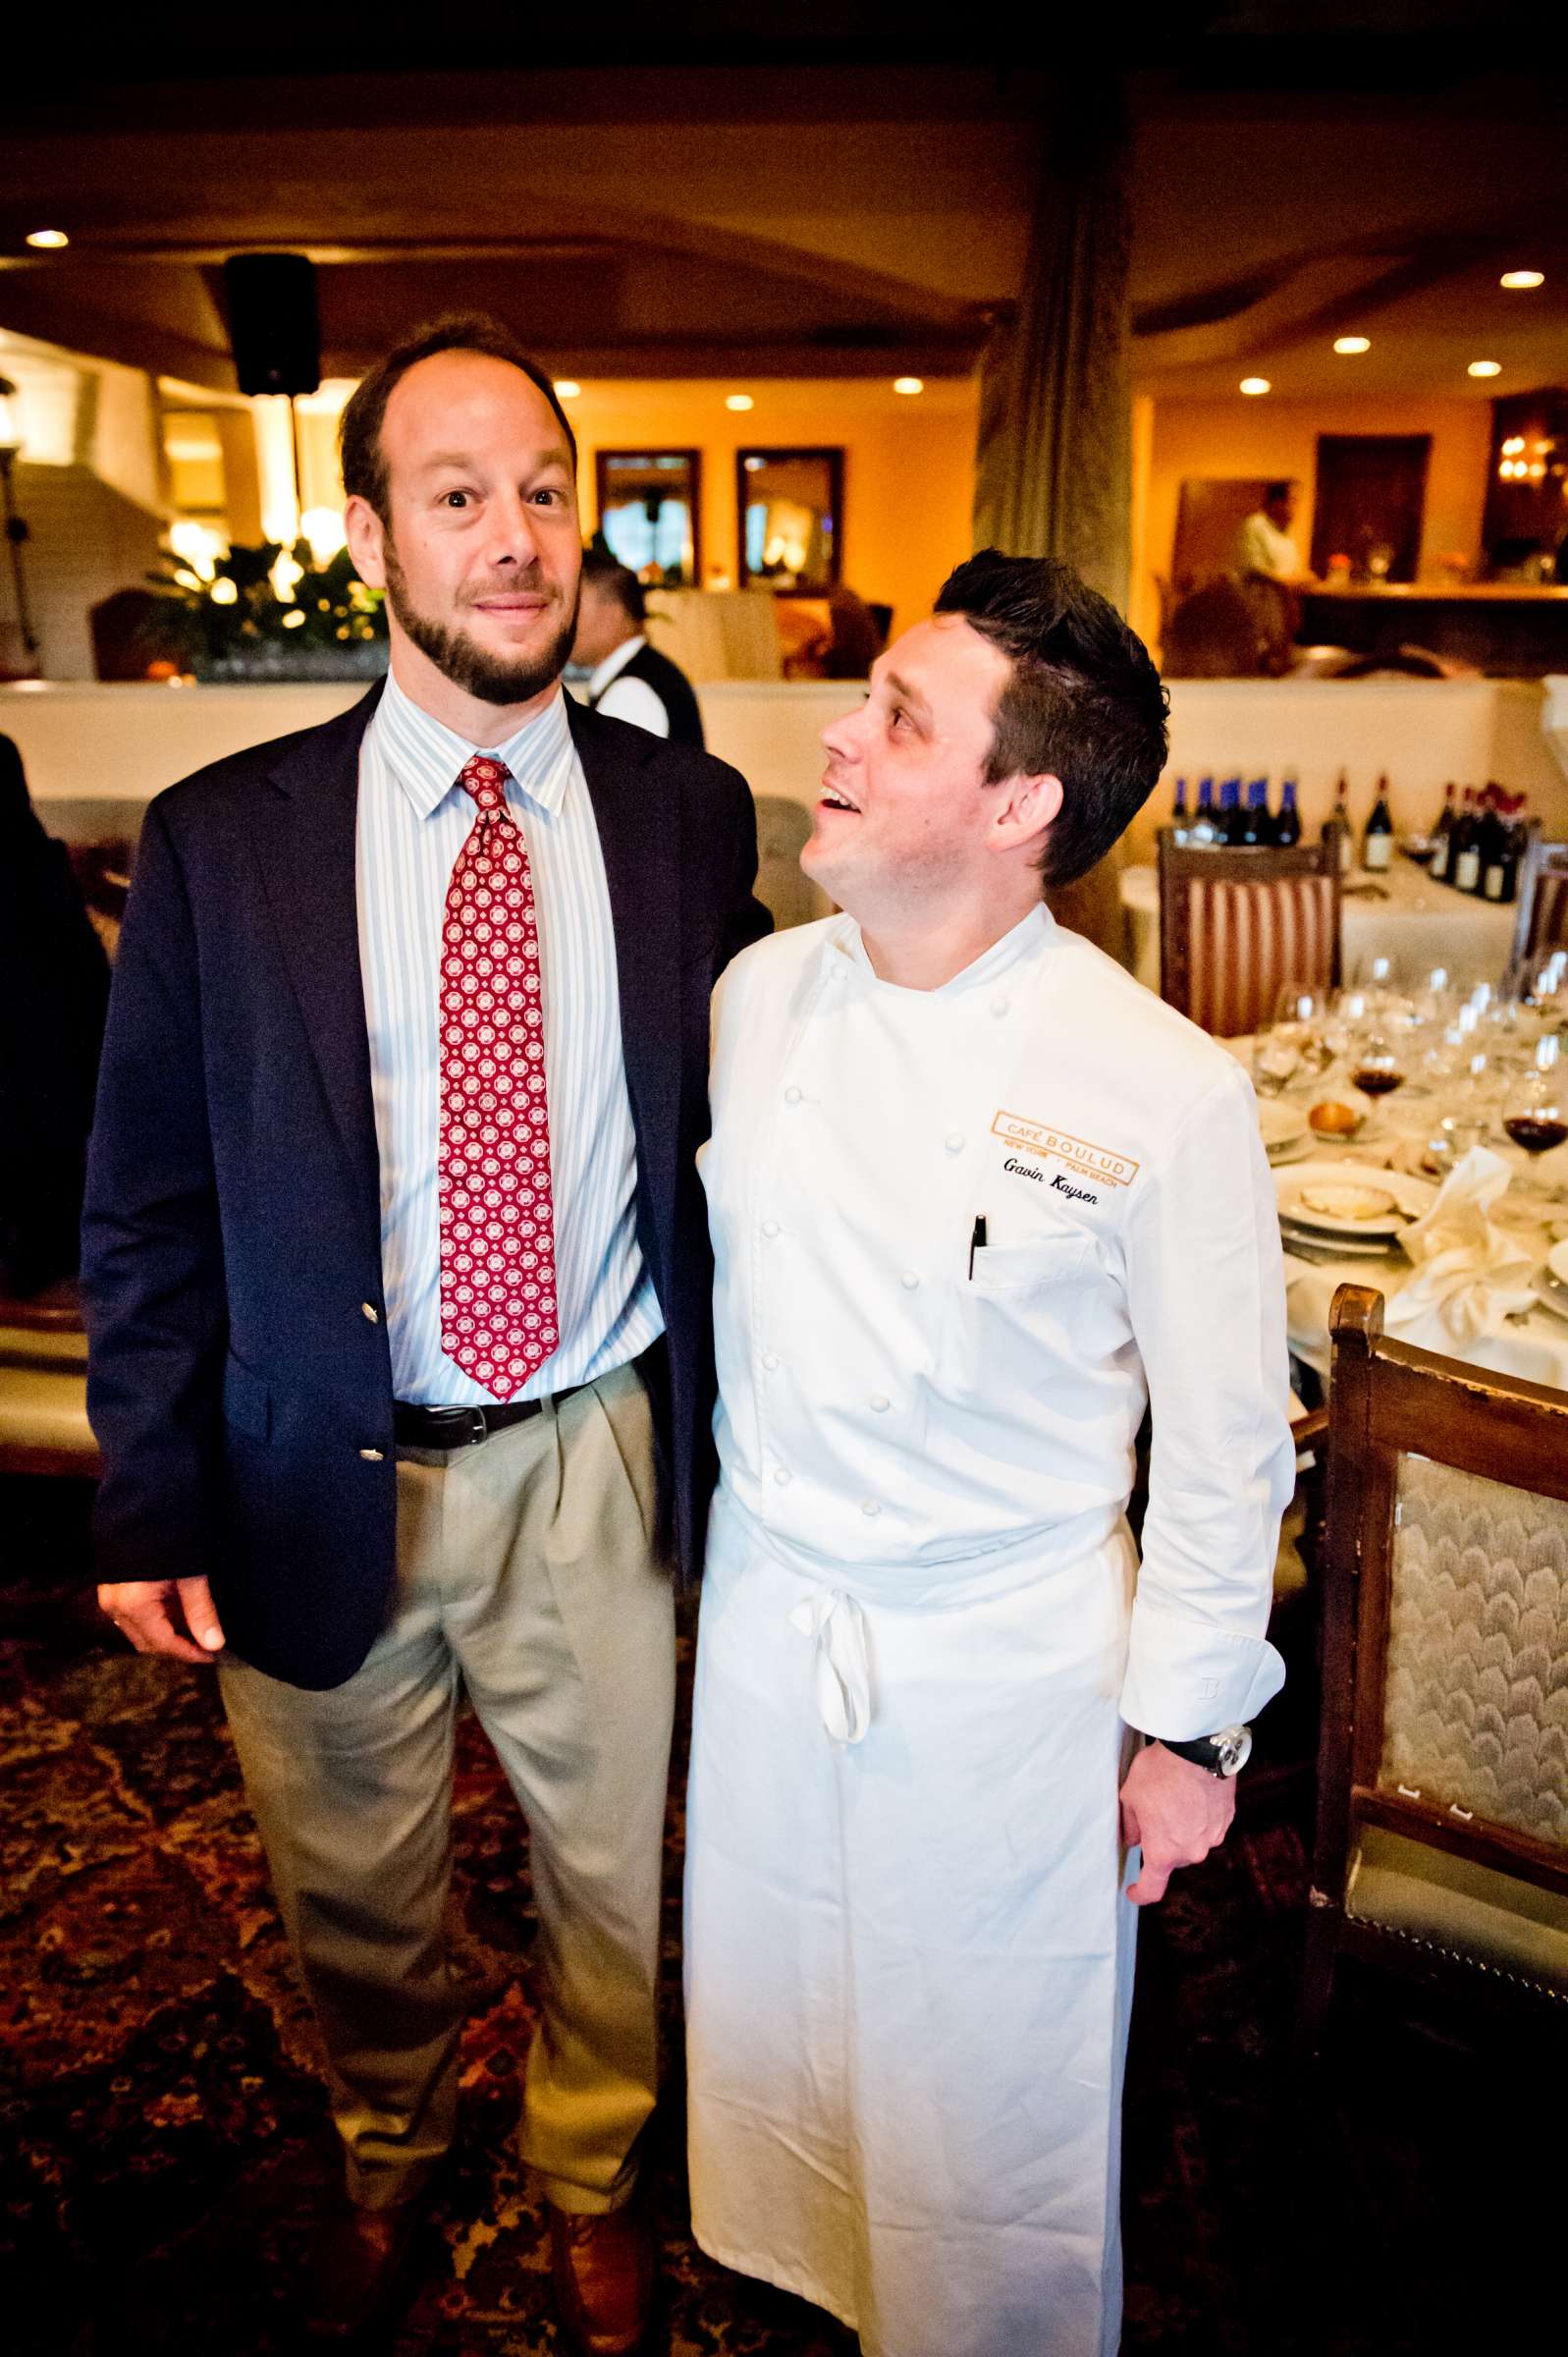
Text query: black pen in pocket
968 1214 988 1280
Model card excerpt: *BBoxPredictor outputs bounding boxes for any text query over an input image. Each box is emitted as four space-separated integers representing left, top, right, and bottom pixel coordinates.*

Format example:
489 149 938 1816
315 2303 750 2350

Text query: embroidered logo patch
991 1111 1140 1194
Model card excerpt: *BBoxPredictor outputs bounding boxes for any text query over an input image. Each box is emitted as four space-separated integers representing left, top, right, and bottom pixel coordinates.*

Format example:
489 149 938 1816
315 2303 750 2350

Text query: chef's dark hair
1265 478 1298 505
935 550 1169 888
340 314 577 524
580 545 647 625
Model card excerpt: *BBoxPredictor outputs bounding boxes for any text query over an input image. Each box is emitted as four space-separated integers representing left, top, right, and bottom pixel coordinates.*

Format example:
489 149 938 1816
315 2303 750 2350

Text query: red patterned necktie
438 754 558 1399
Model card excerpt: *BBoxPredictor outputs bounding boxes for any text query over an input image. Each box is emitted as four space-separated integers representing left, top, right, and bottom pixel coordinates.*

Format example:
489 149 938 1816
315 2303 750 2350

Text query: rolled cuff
1118 1592 1286 1741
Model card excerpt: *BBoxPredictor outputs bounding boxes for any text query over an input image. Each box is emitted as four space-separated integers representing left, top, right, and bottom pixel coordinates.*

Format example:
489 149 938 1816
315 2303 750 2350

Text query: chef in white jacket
684 551 1294 2357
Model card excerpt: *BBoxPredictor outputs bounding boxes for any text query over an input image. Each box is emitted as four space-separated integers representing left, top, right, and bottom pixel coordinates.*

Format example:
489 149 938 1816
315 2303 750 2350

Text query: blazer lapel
568 700 682 1216
248 684 383 1235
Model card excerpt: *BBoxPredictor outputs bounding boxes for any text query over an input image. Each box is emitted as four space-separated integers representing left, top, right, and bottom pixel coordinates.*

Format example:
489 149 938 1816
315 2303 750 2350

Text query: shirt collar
371 667 575 822
587 633 646 700
831 903 1053 997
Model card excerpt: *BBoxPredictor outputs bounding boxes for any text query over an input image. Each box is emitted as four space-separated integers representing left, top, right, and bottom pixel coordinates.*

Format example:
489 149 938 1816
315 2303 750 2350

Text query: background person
683 551 1292 2357
572 547 706 745
82 314 768 2354
1232 476 1312 585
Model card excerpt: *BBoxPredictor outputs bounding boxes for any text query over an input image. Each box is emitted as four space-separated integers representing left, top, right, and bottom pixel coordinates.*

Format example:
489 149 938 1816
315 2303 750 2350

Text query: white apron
687 913 1151 2357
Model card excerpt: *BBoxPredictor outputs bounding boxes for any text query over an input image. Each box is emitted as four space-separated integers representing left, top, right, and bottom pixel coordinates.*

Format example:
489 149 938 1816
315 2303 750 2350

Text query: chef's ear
986 769 1063 858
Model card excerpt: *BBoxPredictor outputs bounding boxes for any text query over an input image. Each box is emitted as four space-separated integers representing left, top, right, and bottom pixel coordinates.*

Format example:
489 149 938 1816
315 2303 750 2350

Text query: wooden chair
1158 824 1343 1035
1298 1286 1568 2053
1511 833 1568 970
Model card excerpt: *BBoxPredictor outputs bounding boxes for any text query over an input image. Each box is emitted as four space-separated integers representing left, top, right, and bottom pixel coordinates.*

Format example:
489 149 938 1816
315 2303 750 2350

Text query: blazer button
359 1448 385 1462
360 1302 380 1323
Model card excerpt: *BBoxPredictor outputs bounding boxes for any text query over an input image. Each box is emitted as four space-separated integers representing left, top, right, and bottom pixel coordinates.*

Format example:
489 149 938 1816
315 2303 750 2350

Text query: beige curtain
971 83 1133 614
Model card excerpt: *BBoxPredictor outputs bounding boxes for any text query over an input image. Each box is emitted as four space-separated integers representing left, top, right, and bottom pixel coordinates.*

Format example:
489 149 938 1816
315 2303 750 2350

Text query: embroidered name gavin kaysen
1003 1155 1100 1207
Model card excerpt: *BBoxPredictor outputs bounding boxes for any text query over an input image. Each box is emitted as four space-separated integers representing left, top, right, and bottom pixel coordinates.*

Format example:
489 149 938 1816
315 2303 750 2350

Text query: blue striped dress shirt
355 671 664 1406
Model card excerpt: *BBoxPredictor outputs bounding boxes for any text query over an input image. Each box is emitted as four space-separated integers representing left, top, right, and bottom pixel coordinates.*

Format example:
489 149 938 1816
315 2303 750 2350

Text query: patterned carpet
0 1479 1546 2355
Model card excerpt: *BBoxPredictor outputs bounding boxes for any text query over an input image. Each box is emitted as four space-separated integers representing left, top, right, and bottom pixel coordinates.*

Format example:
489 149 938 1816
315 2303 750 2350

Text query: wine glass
1500 1038 1567 1207
1349 1026 1409 1100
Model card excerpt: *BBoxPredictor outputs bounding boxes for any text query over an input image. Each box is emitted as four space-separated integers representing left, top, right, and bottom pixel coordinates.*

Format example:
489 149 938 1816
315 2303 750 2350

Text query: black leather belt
393 1385 584 1451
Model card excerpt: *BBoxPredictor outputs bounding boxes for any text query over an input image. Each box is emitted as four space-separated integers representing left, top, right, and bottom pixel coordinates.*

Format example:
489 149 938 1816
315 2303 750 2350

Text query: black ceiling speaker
223 253 321 398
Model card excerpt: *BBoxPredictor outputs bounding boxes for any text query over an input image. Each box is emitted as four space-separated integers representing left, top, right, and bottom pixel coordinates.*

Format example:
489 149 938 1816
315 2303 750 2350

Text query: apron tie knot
788 1589 871 1745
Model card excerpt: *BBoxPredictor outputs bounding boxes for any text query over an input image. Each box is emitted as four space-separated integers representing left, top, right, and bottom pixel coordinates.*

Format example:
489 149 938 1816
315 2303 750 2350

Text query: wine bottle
1330 772 1353 872
1239 778 1272 847
1452 790 1482 894
1217 777 1244 845
1170 776 1190 845
1274 777 1301 848
1429 782 1457 882
1191 776 1217 846
1483 815 1521 904
1362 775 1394 873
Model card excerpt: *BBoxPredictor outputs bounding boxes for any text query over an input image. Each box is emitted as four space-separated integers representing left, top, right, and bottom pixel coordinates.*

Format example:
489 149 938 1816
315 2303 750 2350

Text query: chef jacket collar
830 902 1053 998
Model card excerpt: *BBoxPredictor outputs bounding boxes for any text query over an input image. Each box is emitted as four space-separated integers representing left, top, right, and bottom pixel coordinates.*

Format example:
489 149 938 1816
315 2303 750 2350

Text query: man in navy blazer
82 316 767 2352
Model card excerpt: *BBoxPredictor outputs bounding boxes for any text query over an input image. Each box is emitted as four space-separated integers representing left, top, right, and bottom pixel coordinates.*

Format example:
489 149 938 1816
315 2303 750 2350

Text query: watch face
1217 1725 1253 1776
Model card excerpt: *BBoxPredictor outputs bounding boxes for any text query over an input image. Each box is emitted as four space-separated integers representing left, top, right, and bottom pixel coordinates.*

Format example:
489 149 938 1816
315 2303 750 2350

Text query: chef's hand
1118 1741 1236 1905
98 1576 226 1666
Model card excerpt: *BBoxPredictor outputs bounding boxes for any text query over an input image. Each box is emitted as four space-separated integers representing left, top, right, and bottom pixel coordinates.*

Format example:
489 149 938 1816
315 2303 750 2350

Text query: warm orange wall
1132 394 1492 652
569 377 979 639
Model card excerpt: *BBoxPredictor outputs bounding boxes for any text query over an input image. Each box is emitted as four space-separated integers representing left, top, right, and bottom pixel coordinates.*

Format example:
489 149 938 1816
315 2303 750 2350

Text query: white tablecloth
1229 1042 1568 1393
1122 856 1520 995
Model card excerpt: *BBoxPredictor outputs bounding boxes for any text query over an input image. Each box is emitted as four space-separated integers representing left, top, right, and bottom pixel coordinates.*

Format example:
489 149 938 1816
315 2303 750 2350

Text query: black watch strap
1158 1727 1251 1777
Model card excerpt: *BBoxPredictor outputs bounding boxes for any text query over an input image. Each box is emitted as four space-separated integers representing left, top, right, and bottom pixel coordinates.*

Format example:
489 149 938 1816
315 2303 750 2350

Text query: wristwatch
1157 1725 1253 1778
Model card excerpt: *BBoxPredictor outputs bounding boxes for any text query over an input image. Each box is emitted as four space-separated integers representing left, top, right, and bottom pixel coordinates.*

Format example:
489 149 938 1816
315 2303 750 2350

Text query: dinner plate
1267 1134 1316 1168
1279 1221 1400 1262
1273 1161 1436 1240
1257 1098 1309 1152
1531 1270 1568 1327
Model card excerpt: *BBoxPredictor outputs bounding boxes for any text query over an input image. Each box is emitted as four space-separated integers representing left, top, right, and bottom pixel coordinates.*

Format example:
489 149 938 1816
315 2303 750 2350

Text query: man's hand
98 1576 226 1665
1118 1741 1236 1905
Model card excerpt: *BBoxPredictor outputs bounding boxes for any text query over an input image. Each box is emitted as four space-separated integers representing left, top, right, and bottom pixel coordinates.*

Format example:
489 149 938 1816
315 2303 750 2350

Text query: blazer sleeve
81 796 227 1588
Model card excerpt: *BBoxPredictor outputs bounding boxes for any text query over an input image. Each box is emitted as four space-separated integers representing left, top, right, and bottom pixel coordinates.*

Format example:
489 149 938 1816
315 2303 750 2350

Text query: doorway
1311 435 1431 581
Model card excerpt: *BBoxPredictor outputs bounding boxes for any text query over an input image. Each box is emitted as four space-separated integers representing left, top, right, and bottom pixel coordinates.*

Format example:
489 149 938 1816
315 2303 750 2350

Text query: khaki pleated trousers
220 1359 675 2214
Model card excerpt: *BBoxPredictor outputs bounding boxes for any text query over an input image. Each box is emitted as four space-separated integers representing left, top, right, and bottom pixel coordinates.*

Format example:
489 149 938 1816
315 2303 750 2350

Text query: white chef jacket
1233 509 1303 579
702 902 1292 1740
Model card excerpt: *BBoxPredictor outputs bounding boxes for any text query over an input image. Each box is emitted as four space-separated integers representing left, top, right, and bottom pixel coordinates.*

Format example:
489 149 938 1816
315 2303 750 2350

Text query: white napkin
1384 1146 1537 1352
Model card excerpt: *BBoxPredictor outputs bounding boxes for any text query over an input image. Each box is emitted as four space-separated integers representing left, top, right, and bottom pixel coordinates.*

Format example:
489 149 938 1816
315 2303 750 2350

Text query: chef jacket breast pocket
945 1231 1097 1393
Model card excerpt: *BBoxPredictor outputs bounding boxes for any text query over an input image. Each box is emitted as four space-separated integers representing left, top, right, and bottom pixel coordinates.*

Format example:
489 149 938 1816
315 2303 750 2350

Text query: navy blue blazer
81 685 769 1689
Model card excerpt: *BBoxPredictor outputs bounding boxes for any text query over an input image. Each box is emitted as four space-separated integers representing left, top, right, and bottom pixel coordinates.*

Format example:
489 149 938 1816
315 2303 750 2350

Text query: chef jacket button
359 1448 385 1462
762 1349 781 1371
991 996 1009 1017
899 1269 919 1289
869 1393 890 1411
861 1498 882 1516
784 1085 802 1104
762 1218 781 1238
944 1130 963 1152
774 1466 791 1486
360 1301 379 1323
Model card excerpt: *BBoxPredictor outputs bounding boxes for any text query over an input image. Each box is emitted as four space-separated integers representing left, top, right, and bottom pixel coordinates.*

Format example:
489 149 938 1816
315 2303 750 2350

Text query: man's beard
383 541 578 705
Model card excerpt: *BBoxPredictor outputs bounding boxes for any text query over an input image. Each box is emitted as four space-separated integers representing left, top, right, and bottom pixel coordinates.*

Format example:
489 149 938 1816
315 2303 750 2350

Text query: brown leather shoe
550 2197 656 2356
298 2196 423 2344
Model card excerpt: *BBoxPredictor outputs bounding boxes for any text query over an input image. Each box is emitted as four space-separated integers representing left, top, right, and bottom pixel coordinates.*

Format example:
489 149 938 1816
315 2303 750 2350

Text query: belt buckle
420 1404 488 1449
462 1406 489 1447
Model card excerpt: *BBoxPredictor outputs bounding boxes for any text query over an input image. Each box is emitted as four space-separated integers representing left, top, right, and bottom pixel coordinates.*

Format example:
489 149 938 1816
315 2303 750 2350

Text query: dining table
1226 1036 1568 1395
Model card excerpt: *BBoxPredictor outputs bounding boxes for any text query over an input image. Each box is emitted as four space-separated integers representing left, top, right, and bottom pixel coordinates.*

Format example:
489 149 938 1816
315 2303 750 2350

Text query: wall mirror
594 450 701 585
736 447 843 593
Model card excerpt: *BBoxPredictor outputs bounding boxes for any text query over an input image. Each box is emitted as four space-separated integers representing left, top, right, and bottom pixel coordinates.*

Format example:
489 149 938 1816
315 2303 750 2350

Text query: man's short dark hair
580 545 647 626
1265 478 1297 506
340 314 578 523
934 550 1169 888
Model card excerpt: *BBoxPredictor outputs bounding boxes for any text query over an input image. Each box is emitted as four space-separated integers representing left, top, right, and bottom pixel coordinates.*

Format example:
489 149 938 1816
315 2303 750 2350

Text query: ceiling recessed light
25 228 68 249
1333 336 1371 355
1499 270 1544 291
552 379 580 400
1239 377 1271 396
725 394 754 412
1468 359 1501 378
892 376 924 396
